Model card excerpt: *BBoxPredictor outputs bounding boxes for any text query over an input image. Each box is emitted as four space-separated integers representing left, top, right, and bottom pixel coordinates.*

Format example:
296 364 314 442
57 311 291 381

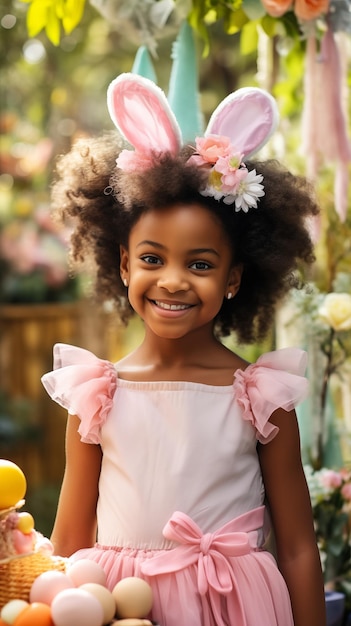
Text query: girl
42 74 326 626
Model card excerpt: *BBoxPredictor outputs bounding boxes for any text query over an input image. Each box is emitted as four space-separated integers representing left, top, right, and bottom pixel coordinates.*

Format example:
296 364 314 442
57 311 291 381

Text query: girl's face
120 203 242 340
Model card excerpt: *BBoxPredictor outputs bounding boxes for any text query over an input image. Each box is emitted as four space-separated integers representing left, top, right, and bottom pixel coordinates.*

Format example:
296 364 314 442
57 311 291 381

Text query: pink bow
142 508 263 596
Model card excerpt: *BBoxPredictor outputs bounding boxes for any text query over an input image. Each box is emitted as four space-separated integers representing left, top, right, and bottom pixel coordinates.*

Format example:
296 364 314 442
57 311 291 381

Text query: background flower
0 202 79 304
304 464 351 608
261 0 330 20
295 0 330 20
283 275 351 469
318 293 351 332
260 0 293 17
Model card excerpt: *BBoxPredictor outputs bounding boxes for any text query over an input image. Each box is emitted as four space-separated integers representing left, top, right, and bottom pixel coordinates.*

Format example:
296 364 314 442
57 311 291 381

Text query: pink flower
341 482 351 502
260 0 293 17
35 206 61 234
214 155 246 192
340 468 351 480
261 0 329 20
116 149 156 172
0 223 39 273
320 469 343 490
294 0 330 21
191 135 233 165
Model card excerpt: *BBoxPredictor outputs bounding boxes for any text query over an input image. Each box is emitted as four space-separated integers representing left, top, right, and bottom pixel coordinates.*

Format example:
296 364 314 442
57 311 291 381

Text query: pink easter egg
51 588 104 626
30 570 74 605
67 559 107 587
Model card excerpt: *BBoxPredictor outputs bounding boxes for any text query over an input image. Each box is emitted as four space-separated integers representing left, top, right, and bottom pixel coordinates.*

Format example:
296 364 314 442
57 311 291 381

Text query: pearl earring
122 278 128 287
227 292 233 300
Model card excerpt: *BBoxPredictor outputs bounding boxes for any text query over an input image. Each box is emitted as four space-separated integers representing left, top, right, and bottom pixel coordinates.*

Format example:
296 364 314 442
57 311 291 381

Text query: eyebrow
136 240 220 257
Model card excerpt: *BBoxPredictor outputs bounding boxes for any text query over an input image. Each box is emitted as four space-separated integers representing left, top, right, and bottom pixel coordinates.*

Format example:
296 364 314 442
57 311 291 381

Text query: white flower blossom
200 169 265 212
234 169 265 213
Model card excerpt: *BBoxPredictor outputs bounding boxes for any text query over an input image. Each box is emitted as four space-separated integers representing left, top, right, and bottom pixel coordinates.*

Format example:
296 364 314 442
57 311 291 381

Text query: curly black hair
51 130 319 344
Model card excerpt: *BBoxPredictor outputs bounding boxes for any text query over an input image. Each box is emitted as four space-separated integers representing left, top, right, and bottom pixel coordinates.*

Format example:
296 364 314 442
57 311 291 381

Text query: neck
144 325 218 364
116 322 243 384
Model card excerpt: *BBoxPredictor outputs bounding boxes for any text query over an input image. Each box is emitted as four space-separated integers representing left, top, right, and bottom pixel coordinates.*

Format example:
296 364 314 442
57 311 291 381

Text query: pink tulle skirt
71 509 294 626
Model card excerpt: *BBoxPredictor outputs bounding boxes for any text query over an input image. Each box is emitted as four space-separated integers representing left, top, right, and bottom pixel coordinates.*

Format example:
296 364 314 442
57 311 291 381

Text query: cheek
200 280 226 312
126 272 149 310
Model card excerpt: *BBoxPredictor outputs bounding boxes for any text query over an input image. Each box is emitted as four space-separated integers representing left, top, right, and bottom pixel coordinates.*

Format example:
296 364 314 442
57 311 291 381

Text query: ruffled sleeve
233 347 309 444
41 343 117 444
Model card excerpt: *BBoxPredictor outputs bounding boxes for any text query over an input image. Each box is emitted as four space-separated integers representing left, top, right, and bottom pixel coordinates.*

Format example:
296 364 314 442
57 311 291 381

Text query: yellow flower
318 293 351 331
20 0 86 46
208 169 223 190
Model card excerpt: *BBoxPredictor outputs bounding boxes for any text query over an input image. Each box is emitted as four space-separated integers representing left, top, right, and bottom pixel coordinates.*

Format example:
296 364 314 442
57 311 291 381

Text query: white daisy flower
234 169 265 213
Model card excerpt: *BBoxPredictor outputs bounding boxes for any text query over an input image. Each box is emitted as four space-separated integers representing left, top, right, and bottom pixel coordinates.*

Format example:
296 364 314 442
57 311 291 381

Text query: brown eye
190 261 212 271
141 255 162 265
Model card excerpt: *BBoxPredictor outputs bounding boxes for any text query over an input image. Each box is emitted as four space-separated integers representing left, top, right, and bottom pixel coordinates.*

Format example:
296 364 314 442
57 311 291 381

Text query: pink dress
42 344 309 626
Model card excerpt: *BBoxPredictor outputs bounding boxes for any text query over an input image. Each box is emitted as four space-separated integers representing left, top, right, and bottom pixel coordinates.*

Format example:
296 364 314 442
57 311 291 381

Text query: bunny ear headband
107 73 279 213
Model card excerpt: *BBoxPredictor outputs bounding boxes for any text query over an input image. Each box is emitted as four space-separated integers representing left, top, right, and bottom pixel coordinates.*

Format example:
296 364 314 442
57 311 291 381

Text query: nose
156 266 190 293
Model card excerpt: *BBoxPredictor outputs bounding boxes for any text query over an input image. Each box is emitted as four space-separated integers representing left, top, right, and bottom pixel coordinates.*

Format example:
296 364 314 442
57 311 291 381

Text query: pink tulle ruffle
233 348 309 443
41 343 117 444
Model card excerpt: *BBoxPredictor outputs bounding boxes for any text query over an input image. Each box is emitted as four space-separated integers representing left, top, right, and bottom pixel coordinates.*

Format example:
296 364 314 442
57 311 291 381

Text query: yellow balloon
0 460 27 509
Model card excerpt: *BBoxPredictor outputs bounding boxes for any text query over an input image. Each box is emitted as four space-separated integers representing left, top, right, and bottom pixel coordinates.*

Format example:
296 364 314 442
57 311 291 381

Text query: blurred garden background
1 0 351 605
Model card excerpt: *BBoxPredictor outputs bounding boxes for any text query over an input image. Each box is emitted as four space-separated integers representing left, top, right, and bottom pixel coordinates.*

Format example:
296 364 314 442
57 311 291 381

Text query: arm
50 414 102 557
258 407 326 626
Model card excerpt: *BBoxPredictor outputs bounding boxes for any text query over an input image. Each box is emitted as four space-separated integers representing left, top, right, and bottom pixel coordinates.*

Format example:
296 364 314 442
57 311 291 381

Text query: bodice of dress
42 344 309 551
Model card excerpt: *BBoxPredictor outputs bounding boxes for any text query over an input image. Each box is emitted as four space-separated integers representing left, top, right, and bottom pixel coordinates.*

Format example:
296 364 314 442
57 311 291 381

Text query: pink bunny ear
107 73 182 155
206 87 279 159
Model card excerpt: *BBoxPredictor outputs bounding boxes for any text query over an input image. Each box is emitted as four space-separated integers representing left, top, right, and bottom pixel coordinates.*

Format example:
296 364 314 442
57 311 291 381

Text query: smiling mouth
153 300 193 311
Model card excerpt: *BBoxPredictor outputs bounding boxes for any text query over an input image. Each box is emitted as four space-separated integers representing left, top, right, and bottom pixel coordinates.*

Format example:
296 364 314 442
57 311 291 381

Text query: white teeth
155 301 190 311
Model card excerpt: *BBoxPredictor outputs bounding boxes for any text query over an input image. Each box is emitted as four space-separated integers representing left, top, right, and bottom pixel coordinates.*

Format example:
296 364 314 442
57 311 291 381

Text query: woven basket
0 551 67 608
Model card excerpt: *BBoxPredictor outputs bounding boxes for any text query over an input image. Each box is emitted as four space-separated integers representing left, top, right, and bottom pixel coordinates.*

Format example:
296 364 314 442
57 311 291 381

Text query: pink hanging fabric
302 24 351 221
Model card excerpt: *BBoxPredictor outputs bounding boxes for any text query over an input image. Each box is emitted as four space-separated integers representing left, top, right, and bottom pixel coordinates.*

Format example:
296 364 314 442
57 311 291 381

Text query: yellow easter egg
16 512 35 534
0 460 27 509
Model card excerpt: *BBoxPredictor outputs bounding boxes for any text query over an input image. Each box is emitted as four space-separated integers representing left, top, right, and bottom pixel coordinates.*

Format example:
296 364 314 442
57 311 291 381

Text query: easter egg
67 559 107 587
13 602 53 626
16 512 34 534
1 599 29 624
112 577 153 619
0 460 26 509
51 588 104 626
80 583 116 624
30 570 74 605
